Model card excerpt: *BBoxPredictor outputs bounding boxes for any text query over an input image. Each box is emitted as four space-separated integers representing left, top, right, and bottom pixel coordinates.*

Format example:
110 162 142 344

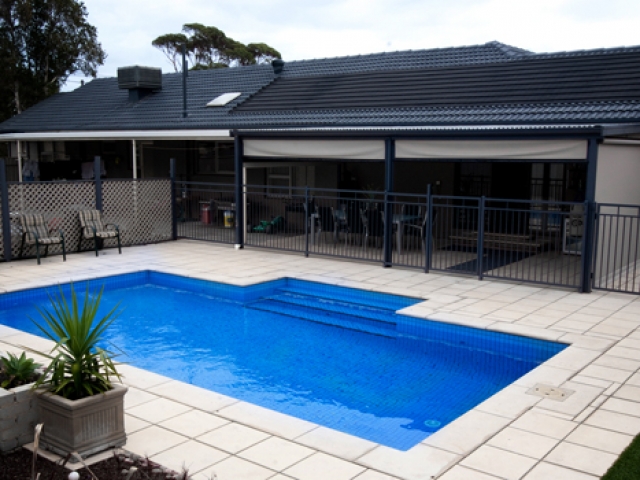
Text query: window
197 142 235 175
267 167 292 196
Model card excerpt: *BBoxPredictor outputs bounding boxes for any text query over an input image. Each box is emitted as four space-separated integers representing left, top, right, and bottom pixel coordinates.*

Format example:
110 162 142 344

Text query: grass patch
602 432 640 479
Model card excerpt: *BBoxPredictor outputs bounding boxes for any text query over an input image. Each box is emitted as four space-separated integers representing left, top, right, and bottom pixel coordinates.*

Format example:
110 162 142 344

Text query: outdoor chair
316 205 336 244
404 209 438 252
332 206 350 244
78 209 122 256
345 202 364 247
361 206 384 251
19 214 66 265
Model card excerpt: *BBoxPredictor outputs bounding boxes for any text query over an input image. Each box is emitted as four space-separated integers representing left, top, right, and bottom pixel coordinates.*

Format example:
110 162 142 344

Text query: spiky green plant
32 284 122 400
0 351 40 389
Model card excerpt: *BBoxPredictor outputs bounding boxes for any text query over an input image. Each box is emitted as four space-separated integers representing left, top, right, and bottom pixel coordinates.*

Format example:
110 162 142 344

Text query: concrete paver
2 240 640 479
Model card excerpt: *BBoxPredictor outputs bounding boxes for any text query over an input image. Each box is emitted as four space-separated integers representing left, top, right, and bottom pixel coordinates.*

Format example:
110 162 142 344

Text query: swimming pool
0 271 567 450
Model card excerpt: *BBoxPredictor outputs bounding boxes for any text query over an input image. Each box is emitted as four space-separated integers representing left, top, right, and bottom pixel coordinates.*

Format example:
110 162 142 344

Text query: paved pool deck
1 240 639 480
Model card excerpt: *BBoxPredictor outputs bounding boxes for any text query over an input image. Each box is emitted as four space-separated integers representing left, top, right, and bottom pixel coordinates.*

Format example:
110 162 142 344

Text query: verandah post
425 184 432 274
304 186 310 258
383 138 395 268
234 135 244 249
0 159 12 262
477 196 486 281
170 158 177 241
94 156 102 211
580 138 600 293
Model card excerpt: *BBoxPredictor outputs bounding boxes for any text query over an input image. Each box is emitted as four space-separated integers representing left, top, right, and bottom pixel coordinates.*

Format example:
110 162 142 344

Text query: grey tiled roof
278 41 532 77
1 41 639 134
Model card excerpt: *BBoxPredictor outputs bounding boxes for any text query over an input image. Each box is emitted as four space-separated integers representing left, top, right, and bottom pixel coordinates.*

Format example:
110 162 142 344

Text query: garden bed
0 448 189 480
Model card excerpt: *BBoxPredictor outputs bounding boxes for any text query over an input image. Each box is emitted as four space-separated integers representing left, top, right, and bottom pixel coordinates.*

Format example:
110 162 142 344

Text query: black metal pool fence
1 157 639 295
174 179 640 295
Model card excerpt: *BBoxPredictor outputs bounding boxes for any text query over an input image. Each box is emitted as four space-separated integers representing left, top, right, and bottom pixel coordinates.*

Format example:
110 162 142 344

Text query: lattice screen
7 181 96 258
102 179 172 246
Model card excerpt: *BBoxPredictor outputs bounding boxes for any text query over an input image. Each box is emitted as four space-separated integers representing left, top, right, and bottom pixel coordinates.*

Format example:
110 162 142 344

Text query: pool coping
0 241 637 479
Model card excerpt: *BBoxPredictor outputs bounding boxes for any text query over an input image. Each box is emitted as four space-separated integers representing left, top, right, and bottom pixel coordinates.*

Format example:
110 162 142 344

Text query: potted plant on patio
32 284 127 458
0 352 42 452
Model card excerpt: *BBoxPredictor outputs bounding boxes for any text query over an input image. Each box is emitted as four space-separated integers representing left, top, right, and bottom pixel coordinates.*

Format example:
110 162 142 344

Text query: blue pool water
0 272 567 450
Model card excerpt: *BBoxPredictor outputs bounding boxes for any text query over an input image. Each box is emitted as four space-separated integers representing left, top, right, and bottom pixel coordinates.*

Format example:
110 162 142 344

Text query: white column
16 140 23 182
131 139 137 179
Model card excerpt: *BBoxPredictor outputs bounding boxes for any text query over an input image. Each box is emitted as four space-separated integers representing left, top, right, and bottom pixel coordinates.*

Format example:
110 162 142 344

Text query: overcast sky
66 0 640 89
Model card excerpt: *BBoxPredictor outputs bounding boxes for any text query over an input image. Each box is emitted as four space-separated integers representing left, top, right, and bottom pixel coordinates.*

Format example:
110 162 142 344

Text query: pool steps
246 288 400 337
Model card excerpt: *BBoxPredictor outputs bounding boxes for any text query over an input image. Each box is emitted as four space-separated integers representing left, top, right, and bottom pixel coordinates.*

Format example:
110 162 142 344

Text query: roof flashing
207 92 242 107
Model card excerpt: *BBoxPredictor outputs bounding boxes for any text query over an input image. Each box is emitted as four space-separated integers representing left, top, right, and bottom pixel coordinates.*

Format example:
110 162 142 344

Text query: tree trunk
14 81 21 114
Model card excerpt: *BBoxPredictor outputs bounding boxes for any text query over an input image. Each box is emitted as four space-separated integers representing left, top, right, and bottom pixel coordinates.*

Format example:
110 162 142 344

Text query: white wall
593 143 640 290
595 144 640 204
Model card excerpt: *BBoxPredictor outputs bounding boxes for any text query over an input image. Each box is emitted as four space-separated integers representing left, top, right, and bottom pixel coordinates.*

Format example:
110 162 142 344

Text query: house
1 41 639 293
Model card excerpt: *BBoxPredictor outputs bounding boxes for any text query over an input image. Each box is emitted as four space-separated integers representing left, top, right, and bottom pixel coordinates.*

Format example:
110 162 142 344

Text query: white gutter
0 129 231 141
603 138 640 146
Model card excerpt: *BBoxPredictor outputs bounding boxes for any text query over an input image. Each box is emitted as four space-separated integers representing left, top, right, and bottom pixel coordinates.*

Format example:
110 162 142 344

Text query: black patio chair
316 205 336 244
345 201 365 247
362 206 384 251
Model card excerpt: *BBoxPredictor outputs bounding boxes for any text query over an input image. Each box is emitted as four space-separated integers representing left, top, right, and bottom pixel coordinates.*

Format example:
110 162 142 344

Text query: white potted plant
32 284 127 458
0 352 41 452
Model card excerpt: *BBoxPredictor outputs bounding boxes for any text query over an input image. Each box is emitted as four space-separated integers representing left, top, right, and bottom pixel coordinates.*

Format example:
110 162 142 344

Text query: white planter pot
0 382 39 452
37 383 127 457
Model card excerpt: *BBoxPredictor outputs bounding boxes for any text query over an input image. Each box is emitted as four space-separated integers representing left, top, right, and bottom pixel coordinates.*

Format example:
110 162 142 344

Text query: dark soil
0 448 188 480
0 372 40 389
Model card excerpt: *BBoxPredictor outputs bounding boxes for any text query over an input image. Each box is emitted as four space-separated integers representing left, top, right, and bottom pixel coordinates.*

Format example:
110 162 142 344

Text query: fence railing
173 182 595 290
175 181 236 244
5 162 640 295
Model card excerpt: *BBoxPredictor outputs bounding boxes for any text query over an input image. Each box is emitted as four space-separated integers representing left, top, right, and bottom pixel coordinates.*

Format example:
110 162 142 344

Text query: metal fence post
580 200 595 293
94 156 103 211
383 190 392 267
580 138 599 293
0 159 12 262
170 158 177 241
304 186 309 258
477 196 486 281
383 138 394 268
425 184 432 274
234 136 244 248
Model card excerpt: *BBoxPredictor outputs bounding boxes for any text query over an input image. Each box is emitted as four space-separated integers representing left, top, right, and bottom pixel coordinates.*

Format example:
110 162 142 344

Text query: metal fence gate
592 203 640 294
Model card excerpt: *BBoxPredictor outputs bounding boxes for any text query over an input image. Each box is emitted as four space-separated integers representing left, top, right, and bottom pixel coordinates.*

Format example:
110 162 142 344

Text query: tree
152 23 281 72
0 0 106 122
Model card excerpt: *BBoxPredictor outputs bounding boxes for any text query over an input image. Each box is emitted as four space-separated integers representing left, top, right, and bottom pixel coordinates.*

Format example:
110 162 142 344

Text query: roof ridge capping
528 43 640 59
486 40 534 57
282 41 532 67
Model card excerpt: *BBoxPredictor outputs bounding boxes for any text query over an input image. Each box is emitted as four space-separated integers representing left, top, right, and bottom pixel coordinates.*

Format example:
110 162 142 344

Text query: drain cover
424 420 441 429
527 383 575 401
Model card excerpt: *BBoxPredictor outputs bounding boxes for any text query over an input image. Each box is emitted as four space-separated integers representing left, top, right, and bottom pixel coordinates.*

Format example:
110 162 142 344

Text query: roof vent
272 59 285 75
117 65 162 102
206 92 242 107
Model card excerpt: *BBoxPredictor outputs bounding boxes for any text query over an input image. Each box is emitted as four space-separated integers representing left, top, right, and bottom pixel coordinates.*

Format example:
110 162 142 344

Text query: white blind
396 139 587 160
244 139 385 160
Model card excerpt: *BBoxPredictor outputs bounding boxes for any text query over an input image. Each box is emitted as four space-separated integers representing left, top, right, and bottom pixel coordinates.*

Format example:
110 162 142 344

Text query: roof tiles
1 41 640 133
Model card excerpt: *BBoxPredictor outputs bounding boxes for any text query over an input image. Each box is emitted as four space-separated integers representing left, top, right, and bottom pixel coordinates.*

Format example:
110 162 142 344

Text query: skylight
206 92 242 107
